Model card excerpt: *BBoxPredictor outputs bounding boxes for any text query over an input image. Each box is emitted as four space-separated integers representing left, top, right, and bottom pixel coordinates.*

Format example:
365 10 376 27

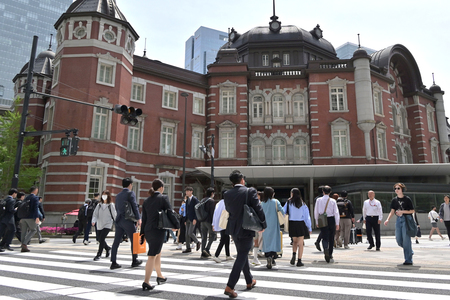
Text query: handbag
124 192 138 222
317 197 330 228
157 209 180 230
405 214 418 238
276 201 284 225
303 221 310 240
416 226 422 238
242 188 263 232
132 228 146 254
219 209 229 230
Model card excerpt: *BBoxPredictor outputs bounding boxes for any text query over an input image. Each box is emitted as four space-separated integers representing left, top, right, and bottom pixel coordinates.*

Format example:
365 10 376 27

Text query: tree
0 98 42 194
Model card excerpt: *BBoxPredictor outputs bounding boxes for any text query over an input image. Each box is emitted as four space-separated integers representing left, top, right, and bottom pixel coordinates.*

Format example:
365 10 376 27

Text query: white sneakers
226 256 235 261
344 245 349 249
175 244 182 250
83 240 90 245
212 256 221 263
429 238 433 241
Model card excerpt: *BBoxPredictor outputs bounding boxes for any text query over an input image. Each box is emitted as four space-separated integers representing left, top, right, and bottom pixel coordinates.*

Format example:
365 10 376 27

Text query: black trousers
444 221 450 240
319 217 336 257
96 228 111 256
366 216 381 249
111 219 138 263
214 230 230 257
227 235 253 289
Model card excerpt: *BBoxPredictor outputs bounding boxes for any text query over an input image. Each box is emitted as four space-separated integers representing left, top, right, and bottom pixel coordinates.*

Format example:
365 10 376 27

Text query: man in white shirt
314 185 339 263
362 190 383 251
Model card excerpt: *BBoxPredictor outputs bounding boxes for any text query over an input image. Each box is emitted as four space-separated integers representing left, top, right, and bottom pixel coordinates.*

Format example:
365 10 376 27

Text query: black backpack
195 198 210 222
0 197 7 219
17 198 31 219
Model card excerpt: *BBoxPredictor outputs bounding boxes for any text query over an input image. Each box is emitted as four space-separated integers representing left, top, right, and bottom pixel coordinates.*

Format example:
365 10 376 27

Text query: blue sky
117 0 450 114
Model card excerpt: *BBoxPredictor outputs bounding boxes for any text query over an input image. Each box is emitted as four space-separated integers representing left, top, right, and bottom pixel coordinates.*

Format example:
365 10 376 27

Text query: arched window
251 139 265 164
272 95 284 118
252 95 264 121
272 139 286 162
395 145 403 164
294 138 308 163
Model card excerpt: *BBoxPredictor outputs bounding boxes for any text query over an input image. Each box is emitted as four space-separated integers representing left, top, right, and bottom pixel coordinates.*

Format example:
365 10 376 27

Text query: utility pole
11 36 38 189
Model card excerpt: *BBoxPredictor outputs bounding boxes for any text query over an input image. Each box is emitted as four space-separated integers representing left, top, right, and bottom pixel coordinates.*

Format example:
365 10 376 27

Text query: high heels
156 277 167 285
142 282 153 291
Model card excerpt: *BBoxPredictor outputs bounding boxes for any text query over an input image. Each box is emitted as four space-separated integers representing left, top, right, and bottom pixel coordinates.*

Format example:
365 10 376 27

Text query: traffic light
70 136 79 155
114 104 142 126
60 137 71 156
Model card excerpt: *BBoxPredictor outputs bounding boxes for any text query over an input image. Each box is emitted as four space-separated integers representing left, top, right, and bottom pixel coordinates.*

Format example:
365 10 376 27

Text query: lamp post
200 134 215 187
180 92 189 198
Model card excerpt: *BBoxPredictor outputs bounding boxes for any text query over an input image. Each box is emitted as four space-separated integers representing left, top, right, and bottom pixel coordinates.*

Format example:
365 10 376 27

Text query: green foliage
0 97 42 194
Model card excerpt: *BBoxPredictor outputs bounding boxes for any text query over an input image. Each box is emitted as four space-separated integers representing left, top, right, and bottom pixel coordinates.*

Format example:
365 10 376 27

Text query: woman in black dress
141 179 178 290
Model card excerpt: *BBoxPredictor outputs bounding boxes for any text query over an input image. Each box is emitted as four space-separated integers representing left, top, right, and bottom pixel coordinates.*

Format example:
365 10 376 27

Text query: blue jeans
395 215 413 263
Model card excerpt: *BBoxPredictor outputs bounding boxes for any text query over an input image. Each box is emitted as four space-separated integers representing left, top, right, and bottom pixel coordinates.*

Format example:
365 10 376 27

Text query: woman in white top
428 206 445 241
91 190 116 261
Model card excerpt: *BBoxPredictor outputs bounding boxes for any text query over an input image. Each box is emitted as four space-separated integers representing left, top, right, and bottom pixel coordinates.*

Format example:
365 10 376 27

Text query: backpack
337 198 349 218
0 197 7 219
17 198 31 219
78 204 86 220
195 198 210 222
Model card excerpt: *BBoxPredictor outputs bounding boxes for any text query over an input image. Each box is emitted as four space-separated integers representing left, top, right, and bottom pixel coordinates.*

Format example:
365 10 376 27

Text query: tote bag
219 209 229 230
275 201 285 225
132 229 146 254
242 189 263 232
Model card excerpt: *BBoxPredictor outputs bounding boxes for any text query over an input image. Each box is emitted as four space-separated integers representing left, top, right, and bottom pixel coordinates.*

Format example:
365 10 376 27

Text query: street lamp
200 134 215 187
180 92 189 198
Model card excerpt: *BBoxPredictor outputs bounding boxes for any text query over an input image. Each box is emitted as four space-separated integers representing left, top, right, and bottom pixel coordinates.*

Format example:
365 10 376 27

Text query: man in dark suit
0 188 18 251
20 186 40 252
223 170 266 298
182 186 201 253
110 177 142 270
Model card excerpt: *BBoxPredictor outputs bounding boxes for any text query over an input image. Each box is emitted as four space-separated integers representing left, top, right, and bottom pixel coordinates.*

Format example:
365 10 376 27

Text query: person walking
72 199 92 244
211 190 233 263
363 190 383 251
200 187 216 258
428 206 445 241
260 186 284 269
223 170 266 298
0 188 18 251
91 190 116 261
110 177 142 270
141 179 179 291
384 183 415 265
36 196 47 244
314 185 339 263
284 188 311 267
19 186 40 252
314 186 325 251
439 195 450 244
336 191 354 249
176 198 186 250
182 186 201 253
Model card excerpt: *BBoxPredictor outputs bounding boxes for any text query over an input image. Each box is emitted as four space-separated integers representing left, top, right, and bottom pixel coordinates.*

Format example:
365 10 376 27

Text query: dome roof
430 84 442 93
65 0 127 21
352 47 369 59
17 49 55 78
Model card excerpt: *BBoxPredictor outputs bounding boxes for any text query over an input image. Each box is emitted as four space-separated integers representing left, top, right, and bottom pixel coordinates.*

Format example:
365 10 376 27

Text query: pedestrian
91 190 116 261
0 188 18 252
428 206 445 241
336 191 354 249
331 193 340 248
384 183 415 265
141 179 179 291
362 190 383 250
260 186 284 269
176 197 186 250
314 185 339 263
19 186 40 252
223 170 266 298
110 177 142 270
438 195 450 244
72 199 92 244
211 190 234 263
13 192 25 242
36 196 47 244
314 185 324 252
182 186 201 253
284 188 311 267
200 187 216 258
251 191 263 265
82 198 95 245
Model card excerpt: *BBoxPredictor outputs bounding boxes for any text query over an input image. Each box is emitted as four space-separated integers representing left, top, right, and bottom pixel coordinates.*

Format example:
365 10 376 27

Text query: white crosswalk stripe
1 247 450 300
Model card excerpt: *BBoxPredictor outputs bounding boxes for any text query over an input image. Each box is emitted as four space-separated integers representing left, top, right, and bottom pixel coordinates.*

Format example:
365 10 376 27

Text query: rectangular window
192 130 203 158
89 167 103 199
374 91 383 115
431 145 439 163
160 177 173 203
193 97 204 115
163 91 177 109
221 88 235 114
161 125 174 155
331 88 345 111
333 130 348 156
272 96 284 118
93 107 108 139
98 64 113 84
132 83 144 102
52 63 60 87
377 130 387 159
128 125 141 151
428 110 436 132
262 54 269 66
293 101 304 117
252 96 263 119
220 131 235 158
251 142 265 164
283 53 290 65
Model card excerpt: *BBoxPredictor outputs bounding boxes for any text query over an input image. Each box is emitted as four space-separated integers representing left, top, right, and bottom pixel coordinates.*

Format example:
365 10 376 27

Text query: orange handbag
133 229 146 254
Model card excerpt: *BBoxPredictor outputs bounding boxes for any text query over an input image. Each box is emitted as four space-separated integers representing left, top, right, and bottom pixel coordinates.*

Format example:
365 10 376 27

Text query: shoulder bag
242 188 263 232
157 195 180 230
405 214 418 238
275 201 284 225
124 191 138 222
218 209 229 230
317 197 330 228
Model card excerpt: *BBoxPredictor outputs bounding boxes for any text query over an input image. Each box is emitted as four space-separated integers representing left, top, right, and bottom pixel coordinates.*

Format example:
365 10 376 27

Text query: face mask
102 195 107 200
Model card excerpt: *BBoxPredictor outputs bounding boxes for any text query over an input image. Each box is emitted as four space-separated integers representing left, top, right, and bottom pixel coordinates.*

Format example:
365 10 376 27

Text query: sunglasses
394 187 401 190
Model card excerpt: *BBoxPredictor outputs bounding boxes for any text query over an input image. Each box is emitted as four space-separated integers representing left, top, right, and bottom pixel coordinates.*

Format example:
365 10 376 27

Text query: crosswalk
1 243 450 300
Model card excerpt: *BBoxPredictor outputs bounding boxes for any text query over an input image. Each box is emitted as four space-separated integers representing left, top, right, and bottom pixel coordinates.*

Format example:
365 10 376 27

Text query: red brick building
13 0 450 218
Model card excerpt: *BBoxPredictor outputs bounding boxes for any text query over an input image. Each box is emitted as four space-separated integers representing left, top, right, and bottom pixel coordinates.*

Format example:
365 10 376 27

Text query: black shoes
315 241 321 251
3 246 14 251
39 239 47 244
403 262 413 265
290 253 296 265
105 248 110 258
367 245 374 250
131 259 142 268
182 248 192 253
296 259 304 267
156 277 167 285
142 282 154 291
72 236 76 243
324 248 330 263
376 248 380 251
93 256 100 261
110 262 121 270
196 242 201 251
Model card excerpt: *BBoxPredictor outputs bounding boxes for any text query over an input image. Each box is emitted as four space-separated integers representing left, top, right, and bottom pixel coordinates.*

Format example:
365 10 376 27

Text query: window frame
92 106 109 140
191 126 205 159
96 58 116 87
272 94 284 119
127 120 144 151
331 118 351 157
262 54 269 66
219 127 236 158
376 124 388 160
193 97 205 116
292 93 306 121
52 61 60 88
427 104 436 133
162 90 178 110
87 161 108 199
293 137 308 163
373 88 383 116
272 138 287 164
283 53 290 66
251 138 266 165
252 95 264 122
220 87 236 114
131 82 145 103
327 77 348 112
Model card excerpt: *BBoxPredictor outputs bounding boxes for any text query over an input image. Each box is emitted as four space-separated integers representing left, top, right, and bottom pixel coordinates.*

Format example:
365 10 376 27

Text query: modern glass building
185 26 228 74
336 42 376 59
0 0 73 109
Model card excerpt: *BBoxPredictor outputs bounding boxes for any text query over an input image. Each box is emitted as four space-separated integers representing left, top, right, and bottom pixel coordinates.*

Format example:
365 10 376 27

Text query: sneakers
83 240 90 245
226 256 235 261
175 245 182 250
212 256 221 263
344 245 349 249
429 238 433 241
266 257 273 269
252 258 261 265
442 236 446 240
